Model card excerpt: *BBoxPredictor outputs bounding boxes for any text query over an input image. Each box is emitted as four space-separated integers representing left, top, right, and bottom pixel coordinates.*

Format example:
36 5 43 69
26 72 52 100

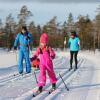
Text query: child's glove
40 48 43 54
49 47 55 59
30 55 37 62
51 55 55 59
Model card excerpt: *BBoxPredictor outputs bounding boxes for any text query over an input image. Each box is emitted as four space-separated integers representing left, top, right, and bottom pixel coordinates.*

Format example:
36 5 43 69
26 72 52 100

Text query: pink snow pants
37 52 57 87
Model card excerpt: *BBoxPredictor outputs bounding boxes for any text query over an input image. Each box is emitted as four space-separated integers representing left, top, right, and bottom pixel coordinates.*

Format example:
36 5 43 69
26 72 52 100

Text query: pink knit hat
40 33 48 44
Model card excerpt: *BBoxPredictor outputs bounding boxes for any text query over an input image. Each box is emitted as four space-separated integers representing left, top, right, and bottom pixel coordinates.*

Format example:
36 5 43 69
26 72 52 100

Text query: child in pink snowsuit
31 33 57 93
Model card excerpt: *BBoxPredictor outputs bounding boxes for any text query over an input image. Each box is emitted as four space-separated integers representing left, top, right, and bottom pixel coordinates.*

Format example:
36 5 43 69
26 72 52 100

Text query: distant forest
0 5 100 51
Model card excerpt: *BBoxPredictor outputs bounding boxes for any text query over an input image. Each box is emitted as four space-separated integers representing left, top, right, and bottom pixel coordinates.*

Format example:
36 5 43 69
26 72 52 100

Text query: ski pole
59 73 69 91
34 70 38 84
32 67 38 84
14 50 17 63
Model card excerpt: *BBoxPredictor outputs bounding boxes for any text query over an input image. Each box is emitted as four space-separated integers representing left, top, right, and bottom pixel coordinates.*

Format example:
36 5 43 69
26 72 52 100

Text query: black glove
14 46 17 50
26 36 30 40
30 55 37 62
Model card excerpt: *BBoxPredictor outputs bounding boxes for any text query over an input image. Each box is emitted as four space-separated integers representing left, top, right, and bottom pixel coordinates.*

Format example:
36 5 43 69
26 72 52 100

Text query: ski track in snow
0 50 100 100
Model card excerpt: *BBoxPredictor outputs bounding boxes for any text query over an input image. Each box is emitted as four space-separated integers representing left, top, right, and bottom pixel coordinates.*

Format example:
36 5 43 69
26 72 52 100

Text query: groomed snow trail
0 50 100 100
46 51 100 100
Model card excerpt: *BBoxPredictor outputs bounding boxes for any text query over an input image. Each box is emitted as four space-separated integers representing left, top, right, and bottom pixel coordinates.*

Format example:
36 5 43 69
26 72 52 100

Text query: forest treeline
0 5 100 51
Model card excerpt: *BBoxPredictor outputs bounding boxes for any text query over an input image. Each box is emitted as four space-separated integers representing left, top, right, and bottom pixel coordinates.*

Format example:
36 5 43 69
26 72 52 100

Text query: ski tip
67 89 69 91
67 87 70 91
33 94 35 97
49 91 51 94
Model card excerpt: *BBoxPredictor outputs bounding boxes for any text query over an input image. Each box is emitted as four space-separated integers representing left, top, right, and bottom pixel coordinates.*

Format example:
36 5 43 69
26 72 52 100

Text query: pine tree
67 13 75 32
46 16 58 34
18 5 33 27
0 19 3 33
95 5 100 50
4 14 16 50
77 15 94 50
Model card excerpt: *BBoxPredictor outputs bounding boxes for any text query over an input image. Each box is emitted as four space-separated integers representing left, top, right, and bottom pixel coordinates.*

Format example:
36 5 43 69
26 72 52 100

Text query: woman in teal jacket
68 31 80 71
14 26 33 74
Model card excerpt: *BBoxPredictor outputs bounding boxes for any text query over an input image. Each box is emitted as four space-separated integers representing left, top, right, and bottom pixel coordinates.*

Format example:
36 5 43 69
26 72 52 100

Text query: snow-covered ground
0 49 100 100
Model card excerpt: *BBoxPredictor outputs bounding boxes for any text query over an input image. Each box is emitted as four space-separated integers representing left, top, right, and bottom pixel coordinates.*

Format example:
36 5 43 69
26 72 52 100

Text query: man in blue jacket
14 26 33 74
68 31 80 71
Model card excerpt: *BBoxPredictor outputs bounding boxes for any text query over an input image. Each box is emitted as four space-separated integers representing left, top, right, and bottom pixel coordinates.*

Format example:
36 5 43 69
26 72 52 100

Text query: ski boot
33 86 43 97
49 83 56 94
69 66 72 71
74 66 78 71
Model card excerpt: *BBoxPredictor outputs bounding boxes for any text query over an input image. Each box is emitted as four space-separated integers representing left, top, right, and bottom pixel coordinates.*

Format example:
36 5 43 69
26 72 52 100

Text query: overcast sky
0 0 99 3
0 0 99 25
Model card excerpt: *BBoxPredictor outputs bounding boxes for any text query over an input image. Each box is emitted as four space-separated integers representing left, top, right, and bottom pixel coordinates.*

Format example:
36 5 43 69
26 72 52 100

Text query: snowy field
0 49 100 100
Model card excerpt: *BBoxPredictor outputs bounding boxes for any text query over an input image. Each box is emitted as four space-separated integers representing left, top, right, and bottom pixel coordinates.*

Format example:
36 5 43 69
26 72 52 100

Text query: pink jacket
32 47 55 66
